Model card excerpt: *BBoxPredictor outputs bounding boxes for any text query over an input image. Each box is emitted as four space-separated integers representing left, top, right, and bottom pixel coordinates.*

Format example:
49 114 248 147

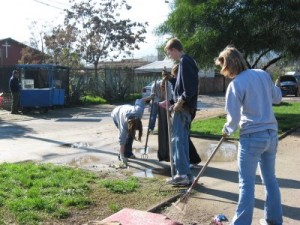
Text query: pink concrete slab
100 208 183 225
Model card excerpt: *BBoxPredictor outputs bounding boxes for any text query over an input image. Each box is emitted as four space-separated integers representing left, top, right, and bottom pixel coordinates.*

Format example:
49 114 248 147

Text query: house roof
0 37 44 55
135 58 175 73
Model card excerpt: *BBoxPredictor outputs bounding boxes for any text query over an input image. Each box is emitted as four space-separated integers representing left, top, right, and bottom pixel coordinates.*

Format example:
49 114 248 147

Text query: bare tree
64 0 148 75
44 25 81 67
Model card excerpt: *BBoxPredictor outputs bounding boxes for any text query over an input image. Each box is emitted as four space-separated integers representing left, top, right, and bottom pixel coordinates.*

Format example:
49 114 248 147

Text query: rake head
171 191 191 214
141 153 148 159
172 200 187 215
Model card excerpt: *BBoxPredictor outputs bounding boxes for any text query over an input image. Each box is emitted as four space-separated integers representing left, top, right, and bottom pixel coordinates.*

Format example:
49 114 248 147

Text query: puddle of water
133 169 154 178
71 142 90 148
59 142 90 148
206 142 237 162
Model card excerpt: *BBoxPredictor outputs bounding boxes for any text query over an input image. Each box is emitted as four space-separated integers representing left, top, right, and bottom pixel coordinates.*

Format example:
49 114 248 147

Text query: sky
0 0 171 59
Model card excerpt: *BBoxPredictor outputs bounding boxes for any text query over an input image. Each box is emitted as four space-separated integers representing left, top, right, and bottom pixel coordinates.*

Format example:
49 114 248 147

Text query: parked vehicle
142 81 155 98
275 75 300 97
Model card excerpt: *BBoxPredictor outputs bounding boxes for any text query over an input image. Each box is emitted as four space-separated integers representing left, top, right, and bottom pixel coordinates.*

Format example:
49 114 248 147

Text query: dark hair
127 118 143 142
12 70 19 75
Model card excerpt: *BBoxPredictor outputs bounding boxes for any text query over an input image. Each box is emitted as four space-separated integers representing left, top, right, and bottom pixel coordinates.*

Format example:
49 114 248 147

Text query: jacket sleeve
223 82 242 135
271 81 282 104
180 57 198 104
126 99 146 119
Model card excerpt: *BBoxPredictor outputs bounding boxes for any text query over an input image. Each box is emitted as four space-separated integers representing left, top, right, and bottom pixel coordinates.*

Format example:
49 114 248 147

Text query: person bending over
111 96 153 165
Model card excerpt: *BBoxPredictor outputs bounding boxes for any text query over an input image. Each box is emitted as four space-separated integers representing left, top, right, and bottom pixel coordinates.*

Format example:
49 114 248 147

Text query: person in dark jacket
164 38 199 186
160 64 201 166
9 70 21 114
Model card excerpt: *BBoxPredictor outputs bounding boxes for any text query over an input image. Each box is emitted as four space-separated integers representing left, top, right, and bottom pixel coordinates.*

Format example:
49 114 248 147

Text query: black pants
11 92 20 113
157 107 201 164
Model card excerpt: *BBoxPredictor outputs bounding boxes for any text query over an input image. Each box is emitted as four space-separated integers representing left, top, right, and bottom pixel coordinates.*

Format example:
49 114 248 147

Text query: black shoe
127 153 136 159
118 153 136 160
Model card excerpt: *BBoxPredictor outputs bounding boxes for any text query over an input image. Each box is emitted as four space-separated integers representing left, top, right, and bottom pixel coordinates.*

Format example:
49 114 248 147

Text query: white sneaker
166 175 189 186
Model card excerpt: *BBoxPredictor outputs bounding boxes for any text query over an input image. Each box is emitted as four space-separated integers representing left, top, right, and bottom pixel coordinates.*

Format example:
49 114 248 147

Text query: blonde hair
215 46 248 78
171 64 179 76
127 118 143 142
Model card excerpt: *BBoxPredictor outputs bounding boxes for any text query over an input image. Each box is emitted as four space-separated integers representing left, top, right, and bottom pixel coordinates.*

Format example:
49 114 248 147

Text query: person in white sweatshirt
215 46 283 225
111 96 153 166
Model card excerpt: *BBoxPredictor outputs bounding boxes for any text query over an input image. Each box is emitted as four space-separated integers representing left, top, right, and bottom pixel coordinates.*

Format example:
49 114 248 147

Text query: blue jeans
148 102 159 131
124 135 134 157
171 110 191 176
113 118 134 158
232 130 282 225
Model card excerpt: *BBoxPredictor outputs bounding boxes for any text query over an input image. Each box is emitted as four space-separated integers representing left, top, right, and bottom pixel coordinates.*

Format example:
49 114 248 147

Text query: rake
172 137 225 214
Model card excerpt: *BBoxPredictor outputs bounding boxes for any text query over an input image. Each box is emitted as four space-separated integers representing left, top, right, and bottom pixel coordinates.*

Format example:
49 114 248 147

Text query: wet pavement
0 95 232 178
1 94 297 177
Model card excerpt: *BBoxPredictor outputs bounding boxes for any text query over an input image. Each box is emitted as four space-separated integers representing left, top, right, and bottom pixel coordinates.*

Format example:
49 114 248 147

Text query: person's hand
143 94 155 103
162 70 172 81
221 129 228 138
173 98 184 112
150 93 155 99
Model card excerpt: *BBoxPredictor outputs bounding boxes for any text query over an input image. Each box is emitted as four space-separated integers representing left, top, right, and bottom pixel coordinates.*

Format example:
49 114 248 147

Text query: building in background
0 38 44 66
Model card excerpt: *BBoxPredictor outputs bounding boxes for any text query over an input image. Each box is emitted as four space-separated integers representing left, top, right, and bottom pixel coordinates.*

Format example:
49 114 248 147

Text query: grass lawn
191 101 300 139
0 162 173 225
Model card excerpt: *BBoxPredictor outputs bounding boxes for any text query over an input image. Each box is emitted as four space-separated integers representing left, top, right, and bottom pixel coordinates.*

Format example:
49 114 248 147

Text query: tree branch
252 48 271 68
262 55 283 70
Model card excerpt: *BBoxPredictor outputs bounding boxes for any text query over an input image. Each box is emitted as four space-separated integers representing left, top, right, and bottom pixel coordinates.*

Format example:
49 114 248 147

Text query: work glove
173 98 185 112
150 93 155 99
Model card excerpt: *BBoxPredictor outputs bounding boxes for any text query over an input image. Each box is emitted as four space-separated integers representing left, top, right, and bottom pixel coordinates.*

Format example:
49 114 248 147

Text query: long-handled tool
172 137 225 214
141 80 157 159
165 79 175 180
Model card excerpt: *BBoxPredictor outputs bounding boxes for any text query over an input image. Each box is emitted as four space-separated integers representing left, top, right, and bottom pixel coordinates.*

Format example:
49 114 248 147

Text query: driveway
0 95 228 175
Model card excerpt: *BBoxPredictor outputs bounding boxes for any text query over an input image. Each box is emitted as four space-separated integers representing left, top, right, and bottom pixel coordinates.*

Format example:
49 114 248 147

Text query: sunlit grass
0 162 95 224
80 95 107 104
0 163 172 224
191 101 300 139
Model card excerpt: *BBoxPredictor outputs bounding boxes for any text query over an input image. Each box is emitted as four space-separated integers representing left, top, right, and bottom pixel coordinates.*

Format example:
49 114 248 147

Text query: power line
32 0 65 10
45 0 70 7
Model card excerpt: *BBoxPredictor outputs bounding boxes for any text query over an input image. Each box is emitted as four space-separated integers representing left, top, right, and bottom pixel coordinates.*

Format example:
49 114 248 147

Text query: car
275 75 300 97
142 81 155 99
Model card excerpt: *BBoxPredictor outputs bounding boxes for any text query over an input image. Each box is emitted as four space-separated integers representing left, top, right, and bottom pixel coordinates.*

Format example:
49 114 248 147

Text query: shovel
141 80 157 159
165 79 175 180
172 137 225 214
